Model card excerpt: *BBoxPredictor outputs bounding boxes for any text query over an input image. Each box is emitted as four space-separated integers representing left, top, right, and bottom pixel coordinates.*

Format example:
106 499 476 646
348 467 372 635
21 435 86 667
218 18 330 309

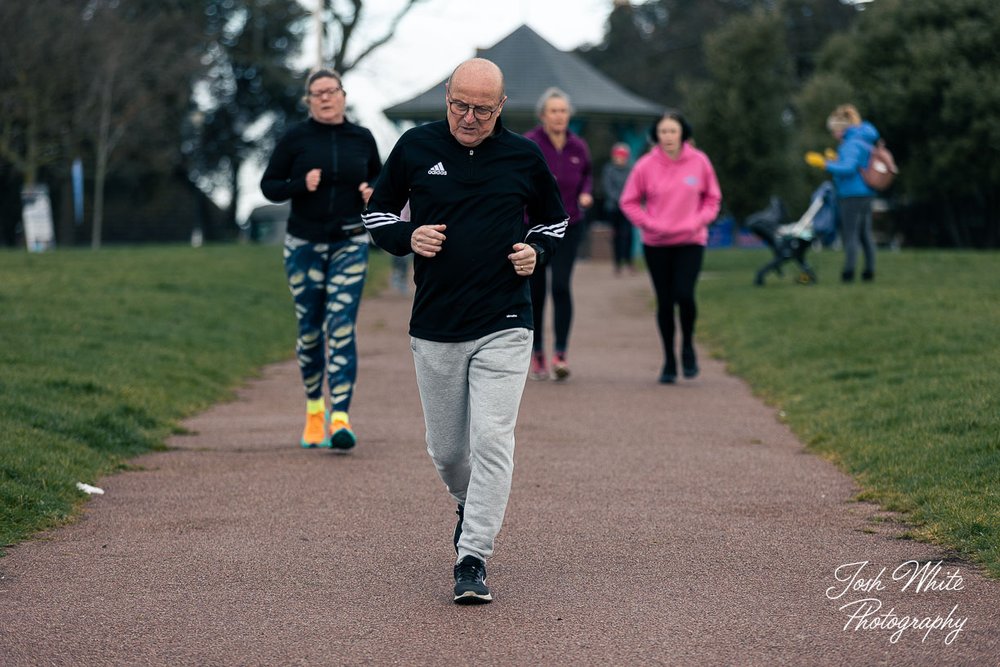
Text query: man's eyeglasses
308 86 343 99
447 97 503 121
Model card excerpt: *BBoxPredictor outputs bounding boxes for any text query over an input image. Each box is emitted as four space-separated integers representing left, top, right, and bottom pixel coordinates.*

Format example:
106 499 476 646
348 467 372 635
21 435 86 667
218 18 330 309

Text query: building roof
383 25 663 126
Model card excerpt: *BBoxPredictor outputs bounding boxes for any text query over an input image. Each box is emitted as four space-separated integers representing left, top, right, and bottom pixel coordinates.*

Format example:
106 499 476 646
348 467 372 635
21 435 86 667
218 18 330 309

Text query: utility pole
314 0 324 68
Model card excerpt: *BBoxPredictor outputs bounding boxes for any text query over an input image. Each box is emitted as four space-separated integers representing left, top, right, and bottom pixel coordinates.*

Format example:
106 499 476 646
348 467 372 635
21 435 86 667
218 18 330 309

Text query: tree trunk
91 71 115 249
225 156 241 238
987 192 998 249
942 202 969 249
21 112 40 189
58 174 75 247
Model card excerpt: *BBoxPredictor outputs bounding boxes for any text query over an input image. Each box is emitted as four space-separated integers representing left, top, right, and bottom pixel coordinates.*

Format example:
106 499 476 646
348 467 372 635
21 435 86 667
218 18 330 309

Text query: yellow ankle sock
307 399 325 415
331 411 350 425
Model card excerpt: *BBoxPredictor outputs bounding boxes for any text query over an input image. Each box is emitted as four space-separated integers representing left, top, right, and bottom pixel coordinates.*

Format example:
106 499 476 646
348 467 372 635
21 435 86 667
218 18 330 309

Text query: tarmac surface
2 260 998 666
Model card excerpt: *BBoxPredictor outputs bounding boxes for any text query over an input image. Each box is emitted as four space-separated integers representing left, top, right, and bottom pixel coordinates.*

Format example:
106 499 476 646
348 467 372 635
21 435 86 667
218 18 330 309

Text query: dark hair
649 109 693 144
304 67 342 98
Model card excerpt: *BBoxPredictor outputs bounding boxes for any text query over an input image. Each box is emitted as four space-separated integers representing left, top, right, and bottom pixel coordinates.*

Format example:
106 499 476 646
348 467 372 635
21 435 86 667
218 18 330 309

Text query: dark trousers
838 196 876 276
643 244 704 361
530 222 584 355
609 208 634 268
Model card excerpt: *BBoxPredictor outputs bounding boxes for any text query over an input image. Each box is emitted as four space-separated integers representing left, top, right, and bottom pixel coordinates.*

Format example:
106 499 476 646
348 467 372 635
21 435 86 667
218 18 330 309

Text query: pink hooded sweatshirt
619 143 722 247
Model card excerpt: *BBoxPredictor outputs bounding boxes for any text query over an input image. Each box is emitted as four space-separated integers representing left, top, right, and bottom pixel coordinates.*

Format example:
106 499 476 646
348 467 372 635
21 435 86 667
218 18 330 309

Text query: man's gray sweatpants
410 328 532 564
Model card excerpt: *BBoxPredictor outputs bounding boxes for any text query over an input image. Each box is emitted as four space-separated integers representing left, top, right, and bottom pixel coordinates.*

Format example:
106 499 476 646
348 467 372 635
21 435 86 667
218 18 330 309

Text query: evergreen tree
189 0 308 234
688 8 794 220
804 0 1000 246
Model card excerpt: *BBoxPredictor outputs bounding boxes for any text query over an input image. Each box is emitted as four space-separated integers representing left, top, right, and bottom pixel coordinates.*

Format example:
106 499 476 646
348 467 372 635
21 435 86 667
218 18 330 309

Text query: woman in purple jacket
524 88 593 381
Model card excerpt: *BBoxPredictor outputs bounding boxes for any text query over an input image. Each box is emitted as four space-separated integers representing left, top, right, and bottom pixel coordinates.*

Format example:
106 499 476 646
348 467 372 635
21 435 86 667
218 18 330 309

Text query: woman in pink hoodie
619 110 722 384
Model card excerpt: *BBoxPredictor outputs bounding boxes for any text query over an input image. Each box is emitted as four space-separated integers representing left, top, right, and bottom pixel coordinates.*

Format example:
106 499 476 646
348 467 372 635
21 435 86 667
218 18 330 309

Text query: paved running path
2 260 998 666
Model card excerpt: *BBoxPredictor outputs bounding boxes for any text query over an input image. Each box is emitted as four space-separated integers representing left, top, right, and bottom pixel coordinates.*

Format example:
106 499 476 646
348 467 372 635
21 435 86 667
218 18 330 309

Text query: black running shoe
682 344 699 378
453 555 492 604
659 353 677 384
453 504 464 553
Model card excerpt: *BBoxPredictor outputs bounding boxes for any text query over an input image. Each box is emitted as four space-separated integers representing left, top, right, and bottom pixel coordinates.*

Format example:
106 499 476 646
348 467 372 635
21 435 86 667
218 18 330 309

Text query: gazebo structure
382 25 667 258
383 25 663 151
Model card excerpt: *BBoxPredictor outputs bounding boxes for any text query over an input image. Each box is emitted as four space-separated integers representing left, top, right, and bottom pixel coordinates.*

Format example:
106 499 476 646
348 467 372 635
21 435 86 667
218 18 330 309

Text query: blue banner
72 157 84 226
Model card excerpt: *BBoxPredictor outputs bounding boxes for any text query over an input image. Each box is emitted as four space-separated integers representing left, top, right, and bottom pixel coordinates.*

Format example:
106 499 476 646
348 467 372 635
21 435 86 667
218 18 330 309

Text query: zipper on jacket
328 132 339 215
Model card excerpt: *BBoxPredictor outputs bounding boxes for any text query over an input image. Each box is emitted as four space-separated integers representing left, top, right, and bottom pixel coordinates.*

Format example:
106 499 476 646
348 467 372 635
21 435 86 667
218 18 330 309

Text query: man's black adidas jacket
363 118 567 342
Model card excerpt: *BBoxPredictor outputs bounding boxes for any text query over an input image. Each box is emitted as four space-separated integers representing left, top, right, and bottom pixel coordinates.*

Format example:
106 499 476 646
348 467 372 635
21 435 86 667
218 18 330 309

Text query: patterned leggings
283 234 368 411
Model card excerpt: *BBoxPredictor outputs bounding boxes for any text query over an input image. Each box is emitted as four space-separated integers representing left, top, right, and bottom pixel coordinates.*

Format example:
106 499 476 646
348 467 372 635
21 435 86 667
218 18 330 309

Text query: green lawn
0 244 387 551
1 244 997 578
697 247 1000 576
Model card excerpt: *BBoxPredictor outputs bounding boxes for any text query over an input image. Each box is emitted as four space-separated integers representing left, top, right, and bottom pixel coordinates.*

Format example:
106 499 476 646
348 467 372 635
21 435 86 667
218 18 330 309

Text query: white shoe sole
453 590 493 604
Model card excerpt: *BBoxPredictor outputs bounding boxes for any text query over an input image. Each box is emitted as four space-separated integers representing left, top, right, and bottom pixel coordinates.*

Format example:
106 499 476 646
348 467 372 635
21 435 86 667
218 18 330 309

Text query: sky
340 0 613 107
239 0 616 219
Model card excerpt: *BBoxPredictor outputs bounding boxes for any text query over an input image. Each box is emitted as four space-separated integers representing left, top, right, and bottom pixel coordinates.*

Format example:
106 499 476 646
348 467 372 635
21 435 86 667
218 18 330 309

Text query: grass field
1 243 997 577
697 247 1000 576
0 244 387 552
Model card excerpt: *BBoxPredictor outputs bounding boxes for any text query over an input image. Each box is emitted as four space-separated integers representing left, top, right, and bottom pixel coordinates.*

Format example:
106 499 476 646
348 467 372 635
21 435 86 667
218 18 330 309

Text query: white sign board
22 185 55 252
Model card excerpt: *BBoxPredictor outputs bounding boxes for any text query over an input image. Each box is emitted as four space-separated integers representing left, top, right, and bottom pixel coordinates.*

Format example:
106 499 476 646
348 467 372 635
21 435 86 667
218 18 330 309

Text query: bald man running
363 58 567 604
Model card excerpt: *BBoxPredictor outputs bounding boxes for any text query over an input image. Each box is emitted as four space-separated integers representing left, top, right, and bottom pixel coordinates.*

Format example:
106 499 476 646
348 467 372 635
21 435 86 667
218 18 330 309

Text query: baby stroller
747 182 837 286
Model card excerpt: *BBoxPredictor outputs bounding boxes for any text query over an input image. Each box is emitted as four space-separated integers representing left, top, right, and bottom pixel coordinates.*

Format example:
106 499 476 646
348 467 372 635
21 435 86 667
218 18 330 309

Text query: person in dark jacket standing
261 68 381 450
523 88 593 381
601 142 636 275
363 58 566 605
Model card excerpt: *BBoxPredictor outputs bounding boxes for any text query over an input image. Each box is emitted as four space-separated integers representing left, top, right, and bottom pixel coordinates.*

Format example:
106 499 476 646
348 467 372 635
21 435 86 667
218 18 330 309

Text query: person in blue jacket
805 104 879 282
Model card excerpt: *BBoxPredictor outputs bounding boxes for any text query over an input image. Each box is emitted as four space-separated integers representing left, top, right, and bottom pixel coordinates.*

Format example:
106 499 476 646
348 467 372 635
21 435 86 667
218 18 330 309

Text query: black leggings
530 222 584 354
643 244 704 359
609 208 634 268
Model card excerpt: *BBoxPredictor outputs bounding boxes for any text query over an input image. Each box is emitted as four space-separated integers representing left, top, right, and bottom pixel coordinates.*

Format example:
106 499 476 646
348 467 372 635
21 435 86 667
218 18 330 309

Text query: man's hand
305 168 321 192
804 151 826 169
358 181 374 204
411 224 447 257
508 243 537 276
578 192 594 209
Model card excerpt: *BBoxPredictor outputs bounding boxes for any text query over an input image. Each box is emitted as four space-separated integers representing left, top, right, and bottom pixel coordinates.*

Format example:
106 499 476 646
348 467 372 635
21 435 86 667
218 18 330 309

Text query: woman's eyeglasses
308 87 343 99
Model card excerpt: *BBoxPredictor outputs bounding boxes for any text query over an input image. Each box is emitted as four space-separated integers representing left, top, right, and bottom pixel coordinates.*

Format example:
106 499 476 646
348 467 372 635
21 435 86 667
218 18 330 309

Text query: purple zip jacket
523 126 592 225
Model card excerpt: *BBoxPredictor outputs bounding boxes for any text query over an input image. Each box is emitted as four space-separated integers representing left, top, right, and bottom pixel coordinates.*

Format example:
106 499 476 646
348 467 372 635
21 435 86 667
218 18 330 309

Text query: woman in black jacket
261 68 381 450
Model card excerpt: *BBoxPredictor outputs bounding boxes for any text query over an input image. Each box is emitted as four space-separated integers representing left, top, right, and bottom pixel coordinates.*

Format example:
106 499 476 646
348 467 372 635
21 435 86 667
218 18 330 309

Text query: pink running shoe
529 351 548 381
552 352 570 381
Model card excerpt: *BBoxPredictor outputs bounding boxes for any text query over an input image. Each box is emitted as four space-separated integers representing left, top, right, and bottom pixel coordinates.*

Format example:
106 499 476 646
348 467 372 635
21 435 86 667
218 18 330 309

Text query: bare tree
191 0 309 233
317 0 427 73
0 0 428 246
80 1 200 248
0 1 78 189
191 0 425 233
0 0 204 247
